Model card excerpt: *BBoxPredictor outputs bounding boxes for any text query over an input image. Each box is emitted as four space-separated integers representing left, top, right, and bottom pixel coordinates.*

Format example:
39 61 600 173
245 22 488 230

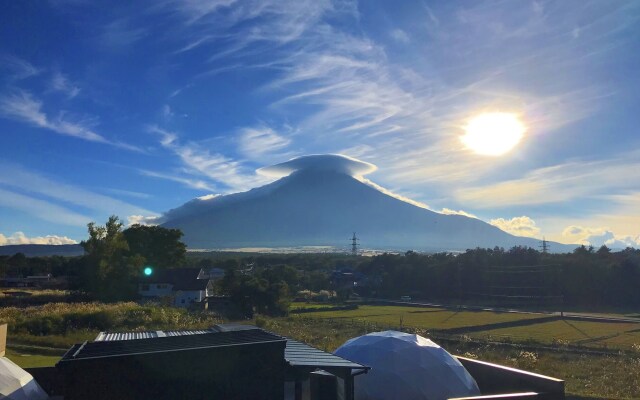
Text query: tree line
2 221 639 310
353 245 640 310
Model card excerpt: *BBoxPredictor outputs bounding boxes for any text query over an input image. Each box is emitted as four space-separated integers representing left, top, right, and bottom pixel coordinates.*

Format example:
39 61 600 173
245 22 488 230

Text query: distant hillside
0 244 84 257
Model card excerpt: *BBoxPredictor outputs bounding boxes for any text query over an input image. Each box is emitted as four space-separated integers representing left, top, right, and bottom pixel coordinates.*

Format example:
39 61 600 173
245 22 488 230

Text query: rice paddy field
291 303 640 351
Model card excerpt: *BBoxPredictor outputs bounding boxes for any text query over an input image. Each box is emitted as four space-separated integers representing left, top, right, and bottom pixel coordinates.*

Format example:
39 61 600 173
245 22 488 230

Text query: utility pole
350 232 359 256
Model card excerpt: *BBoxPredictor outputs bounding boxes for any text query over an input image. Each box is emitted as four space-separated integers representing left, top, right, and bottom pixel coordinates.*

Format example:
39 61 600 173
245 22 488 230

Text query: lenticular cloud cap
334 331 480 400
258 154 377 178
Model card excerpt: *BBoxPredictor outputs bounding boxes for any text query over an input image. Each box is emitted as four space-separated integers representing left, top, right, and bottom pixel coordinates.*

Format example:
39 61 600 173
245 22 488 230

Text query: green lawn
5 348 62 368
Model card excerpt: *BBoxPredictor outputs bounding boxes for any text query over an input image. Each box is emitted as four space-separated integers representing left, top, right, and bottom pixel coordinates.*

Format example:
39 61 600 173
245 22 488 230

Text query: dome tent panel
0 357 48 400
335 331 479 400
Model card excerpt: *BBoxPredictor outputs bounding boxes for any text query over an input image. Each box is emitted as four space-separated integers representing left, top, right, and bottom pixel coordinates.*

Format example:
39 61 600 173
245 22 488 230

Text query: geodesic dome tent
334 331 480 400
0 357 49 400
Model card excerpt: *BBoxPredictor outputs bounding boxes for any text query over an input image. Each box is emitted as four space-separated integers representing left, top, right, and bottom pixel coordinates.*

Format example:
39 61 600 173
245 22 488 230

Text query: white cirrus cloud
149 125 273 192
0 232 77 246
0 90 141 151
159 0 239 25
490 216 541 238
0 55 41 80
390 29 410 43
138 169 218 192
456 152 640 208
0 163 155 231
0 163 153 217
101 18 147 47
162 104 174 120
239 127 291 158
0 187 91 227
50 71 81 98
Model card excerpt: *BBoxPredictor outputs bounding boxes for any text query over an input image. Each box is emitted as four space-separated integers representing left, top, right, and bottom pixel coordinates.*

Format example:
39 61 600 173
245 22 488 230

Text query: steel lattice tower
350 232 359 256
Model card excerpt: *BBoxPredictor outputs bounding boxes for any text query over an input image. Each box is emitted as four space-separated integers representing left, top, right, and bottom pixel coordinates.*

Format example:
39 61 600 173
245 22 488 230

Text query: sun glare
461 112 526 156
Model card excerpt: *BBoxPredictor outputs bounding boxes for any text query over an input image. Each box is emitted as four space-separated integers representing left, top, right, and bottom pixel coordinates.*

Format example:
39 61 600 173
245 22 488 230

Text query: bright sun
461 112 526 156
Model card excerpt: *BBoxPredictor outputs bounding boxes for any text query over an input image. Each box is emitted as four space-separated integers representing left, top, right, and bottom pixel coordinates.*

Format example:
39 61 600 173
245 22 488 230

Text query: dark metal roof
284 339 368 371
59 329 285 362
213 324 369 372
66 324 368 373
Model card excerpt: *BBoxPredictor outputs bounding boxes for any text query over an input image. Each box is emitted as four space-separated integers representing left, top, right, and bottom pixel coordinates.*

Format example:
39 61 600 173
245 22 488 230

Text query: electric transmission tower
349 232 360 256
539 237 550 254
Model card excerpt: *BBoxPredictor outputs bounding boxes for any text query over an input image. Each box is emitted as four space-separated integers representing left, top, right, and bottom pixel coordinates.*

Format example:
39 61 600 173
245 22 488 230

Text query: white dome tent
0 357 49 400
334 331 480 400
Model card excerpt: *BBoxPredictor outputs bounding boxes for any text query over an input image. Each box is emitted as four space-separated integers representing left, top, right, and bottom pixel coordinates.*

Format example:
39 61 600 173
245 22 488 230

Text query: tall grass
0 289 80 307
0 302 222 348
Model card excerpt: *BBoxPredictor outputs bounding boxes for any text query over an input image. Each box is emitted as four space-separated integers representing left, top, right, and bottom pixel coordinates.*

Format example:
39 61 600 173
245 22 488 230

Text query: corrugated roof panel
96 331 160 341
164 329 212 337
61 329 286 362
95 329 215 341
284 339 368 370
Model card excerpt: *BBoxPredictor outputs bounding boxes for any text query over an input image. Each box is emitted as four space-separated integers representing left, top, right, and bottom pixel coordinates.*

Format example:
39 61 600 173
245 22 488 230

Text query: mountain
160 155 575 252
0 244 84 257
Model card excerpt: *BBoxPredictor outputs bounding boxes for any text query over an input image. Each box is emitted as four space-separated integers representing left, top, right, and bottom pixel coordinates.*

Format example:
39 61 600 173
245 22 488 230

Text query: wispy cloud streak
148 125 273 192
0 90 141 151
50 72 81 98
0 187 91 227
0 55 41 80
456 152 640 208
0 163 153 217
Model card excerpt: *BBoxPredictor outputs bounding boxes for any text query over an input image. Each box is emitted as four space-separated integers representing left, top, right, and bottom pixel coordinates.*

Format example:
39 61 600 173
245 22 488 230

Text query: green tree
80 216 143 301
123 224 186 269
7 253 27 276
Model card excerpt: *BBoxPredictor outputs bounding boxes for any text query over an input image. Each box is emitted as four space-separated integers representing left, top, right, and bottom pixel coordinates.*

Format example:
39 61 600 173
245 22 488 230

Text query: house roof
140 268 208 291
214 324 368 372
60 328 285 362
83 324 369 374
284 338 368 371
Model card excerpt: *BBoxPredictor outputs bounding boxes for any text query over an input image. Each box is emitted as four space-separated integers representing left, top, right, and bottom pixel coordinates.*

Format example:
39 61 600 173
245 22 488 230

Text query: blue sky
1 0 639 248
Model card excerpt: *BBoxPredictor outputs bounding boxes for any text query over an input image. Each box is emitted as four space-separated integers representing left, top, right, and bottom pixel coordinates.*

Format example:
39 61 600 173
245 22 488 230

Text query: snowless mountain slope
160 155 574 252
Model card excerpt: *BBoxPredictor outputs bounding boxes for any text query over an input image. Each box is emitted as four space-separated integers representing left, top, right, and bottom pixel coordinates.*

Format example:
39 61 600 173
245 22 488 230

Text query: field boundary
363 299 640 324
